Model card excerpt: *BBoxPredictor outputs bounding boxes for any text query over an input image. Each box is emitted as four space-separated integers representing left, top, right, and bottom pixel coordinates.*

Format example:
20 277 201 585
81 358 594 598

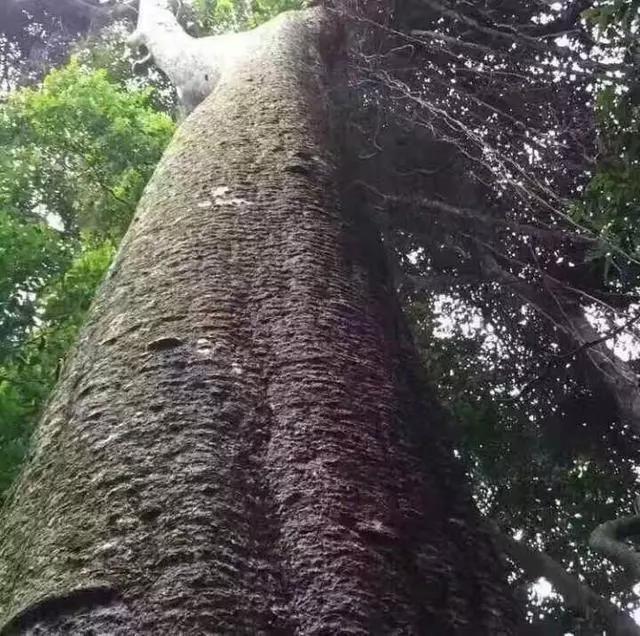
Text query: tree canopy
0 0 639 633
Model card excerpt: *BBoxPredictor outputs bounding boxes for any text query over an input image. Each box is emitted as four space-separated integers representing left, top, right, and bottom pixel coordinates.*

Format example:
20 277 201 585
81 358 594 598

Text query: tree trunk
0 8 517 634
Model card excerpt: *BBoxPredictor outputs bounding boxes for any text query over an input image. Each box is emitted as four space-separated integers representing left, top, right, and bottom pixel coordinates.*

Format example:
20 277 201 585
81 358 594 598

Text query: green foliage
0 60 174 503
0 212 71 360
582 0 640 38
248 0 307 27
0 59 175 237
572 2 640 283
191 0 305 33
574 84 640 272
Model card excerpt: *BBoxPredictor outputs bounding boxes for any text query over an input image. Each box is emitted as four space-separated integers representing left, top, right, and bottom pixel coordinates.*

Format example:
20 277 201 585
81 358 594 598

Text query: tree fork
0 7 517 634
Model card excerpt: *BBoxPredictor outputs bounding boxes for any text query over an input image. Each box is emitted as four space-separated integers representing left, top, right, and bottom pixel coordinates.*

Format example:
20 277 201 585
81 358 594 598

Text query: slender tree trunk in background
0 8 517 634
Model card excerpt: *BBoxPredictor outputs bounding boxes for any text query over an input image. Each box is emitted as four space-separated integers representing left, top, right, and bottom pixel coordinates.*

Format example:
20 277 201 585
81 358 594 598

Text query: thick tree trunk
0 8 517 634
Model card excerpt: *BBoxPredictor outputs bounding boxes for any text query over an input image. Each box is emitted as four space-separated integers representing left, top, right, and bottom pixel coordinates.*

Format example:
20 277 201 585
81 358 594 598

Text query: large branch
127 0 252 112
563 306 640 432
355 180 640 425
590 516 640 583
492 525 640 636
352 182 597 251
479 250 640 435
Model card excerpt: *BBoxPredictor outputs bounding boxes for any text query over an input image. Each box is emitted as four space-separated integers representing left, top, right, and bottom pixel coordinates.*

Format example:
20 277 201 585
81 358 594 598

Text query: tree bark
0 8 517 634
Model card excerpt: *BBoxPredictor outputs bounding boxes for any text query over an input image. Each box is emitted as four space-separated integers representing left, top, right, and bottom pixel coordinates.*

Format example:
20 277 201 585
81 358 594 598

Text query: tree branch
521 0 594 38
590 516 640 583
419 0 629 72
477 249 640 433
351 180 596 249
127 0 257 112
492 524 640 636
513 311 640 400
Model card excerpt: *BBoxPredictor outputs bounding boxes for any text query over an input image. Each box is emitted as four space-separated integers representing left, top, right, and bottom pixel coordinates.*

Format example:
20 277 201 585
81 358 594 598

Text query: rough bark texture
0 8 517 634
